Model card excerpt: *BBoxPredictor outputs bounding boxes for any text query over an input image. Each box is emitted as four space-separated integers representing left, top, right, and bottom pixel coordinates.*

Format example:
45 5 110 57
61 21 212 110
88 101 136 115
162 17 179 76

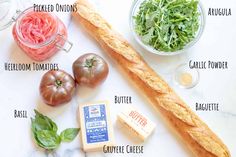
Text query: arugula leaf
35 130 61 150
134 0 200 52
60 128 80 142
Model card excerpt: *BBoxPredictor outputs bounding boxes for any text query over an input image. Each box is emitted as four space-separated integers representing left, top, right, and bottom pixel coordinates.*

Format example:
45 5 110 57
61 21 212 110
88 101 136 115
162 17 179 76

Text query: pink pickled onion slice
19 12 57 44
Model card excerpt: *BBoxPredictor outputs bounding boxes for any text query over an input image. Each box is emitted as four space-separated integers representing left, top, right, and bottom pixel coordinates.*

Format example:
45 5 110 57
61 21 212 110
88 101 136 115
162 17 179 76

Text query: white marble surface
0 0 236 156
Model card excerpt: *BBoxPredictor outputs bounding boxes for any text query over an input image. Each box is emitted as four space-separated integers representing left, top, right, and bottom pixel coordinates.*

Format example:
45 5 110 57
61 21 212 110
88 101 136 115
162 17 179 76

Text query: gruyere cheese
78 101 115 152
117 105 156 141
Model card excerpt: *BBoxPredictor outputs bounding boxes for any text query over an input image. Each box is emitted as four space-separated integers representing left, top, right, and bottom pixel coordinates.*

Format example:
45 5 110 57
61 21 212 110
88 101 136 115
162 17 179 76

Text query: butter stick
117 105 156 141
78 101 115 152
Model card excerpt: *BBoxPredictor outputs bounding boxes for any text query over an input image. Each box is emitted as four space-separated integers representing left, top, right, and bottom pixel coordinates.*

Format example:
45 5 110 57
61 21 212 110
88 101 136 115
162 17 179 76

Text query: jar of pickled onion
0 1 72 61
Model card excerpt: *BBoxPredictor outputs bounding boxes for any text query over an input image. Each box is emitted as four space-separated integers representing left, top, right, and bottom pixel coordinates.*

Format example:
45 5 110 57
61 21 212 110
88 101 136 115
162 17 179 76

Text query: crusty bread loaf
72 0 230 156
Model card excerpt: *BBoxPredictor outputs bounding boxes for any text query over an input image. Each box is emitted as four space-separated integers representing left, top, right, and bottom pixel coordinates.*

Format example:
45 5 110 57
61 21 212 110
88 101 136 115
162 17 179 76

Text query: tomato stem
85 57 96 68
55 80 63 87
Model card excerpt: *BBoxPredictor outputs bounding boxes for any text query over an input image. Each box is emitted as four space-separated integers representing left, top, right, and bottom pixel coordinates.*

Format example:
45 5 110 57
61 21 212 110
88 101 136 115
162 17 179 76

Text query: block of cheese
78 101 115 152
117 105 156 141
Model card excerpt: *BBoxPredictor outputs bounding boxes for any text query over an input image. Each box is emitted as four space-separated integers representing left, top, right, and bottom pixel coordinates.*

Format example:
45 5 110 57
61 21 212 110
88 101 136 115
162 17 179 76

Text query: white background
0 0 235 156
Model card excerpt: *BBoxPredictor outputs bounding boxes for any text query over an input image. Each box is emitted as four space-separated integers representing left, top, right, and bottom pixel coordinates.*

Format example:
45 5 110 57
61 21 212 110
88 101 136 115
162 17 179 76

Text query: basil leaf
33 110 58 132
31 117 52 132
60 128 80 142
35 130 61 150
31 110 79 150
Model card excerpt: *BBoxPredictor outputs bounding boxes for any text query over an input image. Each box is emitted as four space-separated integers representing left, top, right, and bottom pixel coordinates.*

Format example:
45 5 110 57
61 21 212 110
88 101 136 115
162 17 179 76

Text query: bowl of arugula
130 0 205 55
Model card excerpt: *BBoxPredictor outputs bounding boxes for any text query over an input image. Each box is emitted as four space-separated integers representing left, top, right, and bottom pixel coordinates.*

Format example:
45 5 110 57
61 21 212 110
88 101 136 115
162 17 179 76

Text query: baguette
72 0 230 156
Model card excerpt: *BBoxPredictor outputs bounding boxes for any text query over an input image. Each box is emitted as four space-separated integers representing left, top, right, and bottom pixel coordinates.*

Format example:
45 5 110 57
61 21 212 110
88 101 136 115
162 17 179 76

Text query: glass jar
0 1 72 61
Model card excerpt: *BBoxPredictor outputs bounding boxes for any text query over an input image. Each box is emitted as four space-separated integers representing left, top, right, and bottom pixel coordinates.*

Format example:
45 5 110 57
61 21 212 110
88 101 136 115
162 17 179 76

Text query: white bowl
130 0 205 56
173 63 200 89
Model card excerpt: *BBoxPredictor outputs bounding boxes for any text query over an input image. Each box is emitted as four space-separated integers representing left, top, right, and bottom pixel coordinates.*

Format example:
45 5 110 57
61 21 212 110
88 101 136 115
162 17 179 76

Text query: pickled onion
19 12 58 44
13 9 68 61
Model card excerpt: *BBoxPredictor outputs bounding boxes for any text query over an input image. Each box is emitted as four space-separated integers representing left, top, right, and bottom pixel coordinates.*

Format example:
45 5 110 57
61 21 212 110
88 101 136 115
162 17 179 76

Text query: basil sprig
31 110 80 150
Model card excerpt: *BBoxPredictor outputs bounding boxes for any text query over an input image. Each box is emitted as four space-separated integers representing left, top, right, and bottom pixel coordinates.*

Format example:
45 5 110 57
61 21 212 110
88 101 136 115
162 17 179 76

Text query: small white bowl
173 63 200 89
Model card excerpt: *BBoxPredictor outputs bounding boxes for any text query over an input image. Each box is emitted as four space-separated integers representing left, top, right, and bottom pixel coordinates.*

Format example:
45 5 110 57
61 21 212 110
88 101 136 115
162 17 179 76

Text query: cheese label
79 101 115 151
84 104 109 143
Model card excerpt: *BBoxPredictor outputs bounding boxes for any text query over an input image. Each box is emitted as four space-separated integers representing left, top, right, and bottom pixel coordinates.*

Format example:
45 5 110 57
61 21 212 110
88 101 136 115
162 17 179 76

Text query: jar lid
0 0 18 30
